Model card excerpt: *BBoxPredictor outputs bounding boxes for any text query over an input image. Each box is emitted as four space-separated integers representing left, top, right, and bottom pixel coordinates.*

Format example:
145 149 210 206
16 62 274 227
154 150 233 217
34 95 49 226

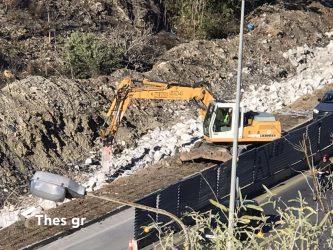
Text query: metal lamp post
227 0 246 249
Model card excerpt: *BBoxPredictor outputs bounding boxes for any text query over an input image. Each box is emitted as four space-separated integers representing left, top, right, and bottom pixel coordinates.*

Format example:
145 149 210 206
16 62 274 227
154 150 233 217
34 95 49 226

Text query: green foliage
63 32 124 78
163 0 241 39
154 190 333 249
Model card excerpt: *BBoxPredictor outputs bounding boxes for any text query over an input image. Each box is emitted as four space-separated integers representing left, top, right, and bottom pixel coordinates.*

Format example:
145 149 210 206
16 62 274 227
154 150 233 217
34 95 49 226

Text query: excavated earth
144 3 333 97
0 110 311 249
0 2 333 249
2 81 331 249
0 76 195 207
0 77 108 205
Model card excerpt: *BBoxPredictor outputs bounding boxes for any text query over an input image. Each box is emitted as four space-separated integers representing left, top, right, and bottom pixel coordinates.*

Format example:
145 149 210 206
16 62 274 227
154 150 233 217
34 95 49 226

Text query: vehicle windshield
213 107 232 132
203 104 214 136
322 93 333 103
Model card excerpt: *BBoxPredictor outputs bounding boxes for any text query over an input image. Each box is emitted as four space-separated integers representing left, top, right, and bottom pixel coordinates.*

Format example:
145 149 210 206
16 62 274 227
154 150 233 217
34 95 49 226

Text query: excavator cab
203 102 281 143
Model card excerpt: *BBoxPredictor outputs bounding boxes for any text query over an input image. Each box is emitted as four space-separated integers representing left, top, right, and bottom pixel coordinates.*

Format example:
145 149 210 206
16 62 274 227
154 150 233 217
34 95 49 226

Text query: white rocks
153 151 164 162
19 206 43 219
325 31 333 38
96 117 202 179
0 203 44 228
244 39 333 112
0 210 20 229
83 170 106 192
85 158 93 165
39 199 57 210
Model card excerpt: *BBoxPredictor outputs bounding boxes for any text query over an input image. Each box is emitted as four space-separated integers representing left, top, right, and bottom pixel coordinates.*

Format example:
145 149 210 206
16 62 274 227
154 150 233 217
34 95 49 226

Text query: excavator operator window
203 104 214 136
213 108 232 132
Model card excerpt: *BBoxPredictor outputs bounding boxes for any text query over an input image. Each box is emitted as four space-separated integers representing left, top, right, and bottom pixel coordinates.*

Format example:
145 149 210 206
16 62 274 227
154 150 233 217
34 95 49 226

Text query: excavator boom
101 77 214 139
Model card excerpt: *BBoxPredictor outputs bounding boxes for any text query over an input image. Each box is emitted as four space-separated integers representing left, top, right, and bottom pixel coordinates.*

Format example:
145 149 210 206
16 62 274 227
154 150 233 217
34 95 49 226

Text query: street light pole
227 0 246 248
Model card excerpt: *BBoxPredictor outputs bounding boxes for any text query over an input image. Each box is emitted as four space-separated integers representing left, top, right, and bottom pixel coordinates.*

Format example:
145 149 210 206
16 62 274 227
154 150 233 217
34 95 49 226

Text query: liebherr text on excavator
101 77 281 162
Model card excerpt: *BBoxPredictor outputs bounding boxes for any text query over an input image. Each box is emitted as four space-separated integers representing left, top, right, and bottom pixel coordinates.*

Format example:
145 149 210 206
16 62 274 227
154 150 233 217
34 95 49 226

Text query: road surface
39 208 134 250
255 172 332 217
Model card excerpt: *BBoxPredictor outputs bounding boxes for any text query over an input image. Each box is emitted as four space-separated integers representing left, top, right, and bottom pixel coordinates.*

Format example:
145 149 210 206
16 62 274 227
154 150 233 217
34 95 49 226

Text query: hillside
0 0 333 236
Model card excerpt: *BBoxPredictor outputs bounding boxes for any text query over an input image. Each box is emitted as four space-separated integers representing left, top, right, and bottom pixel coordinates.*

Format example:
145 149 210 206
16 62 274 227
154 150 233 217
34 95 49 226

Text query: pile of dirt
144 3 333 99
0 76 114 205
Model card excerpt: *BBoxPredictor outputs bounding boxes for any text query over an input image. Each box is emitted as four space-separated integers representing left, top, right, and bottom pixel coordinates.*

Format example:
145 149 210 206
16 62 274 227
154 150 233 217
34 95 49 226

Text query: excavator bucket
179 144 232 163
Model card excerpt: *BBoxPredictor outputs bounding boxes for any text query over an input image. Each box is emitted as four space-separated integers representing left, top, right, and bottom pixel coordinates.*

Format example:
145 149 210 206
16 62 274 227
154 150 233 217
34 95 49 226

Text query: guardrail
134 114 333 248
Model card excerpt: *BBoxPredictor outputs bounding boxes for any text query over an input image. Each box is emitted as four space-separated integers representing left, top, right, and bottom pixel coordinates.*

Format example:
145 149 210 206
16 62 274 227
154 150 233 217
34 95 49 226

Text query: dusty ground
0 74 327 248
0 105 313 250
0 2 332 248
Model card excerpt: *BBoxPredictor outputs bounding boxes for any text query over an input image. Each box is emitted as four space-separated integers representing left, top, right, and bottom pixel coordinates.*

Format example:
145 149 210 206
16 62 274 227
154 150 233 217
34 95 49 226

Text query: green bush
63 32 124 78
163 0 241 39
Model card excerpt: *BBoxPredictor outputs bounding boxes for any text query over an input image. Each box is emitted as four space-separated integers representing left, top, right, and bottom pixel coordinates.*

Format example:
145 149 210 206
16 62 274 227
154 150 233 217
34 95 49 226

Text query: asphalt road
39 208 134 250
255 172 333 217
38 173 328 250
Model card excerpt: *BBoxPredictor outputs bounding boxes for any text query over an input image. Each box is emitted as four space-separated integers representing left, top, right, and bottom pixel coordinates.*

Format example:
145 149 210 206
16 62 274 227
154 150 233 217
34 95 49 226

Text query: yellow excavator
101 77 281 162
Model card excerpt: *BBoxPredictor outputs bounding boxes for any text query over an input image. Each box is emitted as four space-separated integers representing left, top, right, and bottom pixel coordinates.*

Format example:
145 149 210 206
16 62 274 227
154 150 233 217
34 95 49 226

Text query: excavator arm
101 77 214 139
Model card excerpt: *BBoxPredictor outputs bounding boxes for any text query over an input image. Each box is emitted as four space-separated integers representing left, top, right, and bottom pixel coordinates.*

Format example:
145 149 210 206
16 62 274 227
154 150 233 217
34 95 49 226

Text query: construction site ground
1 2 333 249
1 84 332 249
1 2 333 205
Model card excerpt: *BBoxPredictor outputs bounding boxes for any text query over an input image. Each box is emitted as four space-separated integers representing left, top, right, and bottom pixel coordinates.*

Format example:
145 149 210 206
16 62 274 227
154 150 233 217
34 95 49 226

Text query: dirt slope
0 75 196 206
0 76 114 204
0 0 166 86
145 3 333 98
1 2 332 205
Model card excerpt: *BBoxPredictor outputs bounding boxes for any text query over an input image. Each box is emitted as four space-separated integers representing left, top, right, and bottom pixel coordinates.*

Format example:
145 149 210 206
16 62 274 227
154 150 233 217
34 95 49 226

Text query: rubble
0 198 56 229
145 3 333 101
89 117 202 191
244 39 333 112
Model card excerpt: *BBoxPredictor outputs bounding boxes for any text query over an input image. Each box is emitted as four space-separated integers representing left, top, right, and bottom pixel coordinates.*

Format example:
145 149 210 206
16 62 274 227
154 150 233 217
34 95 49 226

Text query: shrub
163 0 279 39
163 0 241 39
63 32 124 78
151 189 333 249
